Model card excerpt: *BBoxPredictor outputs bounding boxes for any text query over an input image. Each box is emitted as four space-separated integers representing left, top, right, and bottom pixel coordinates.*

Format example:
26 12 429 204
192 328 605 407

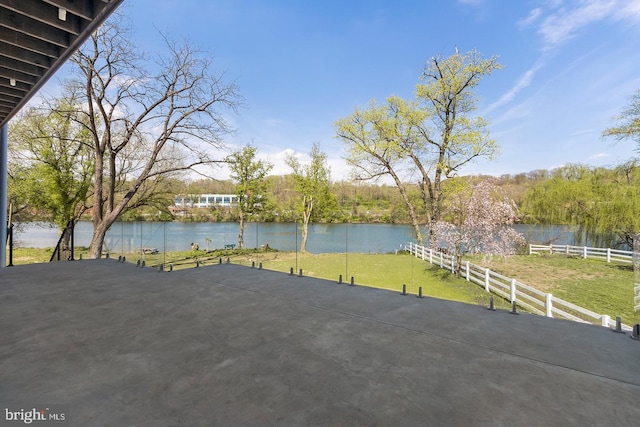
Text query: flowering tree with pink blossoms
430 180 525 276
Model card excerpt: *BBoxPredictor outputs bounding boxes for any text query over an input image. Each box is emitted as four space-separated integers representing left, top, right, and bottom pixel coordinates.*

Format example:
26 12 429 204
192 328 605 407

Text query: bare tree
61 15 241 258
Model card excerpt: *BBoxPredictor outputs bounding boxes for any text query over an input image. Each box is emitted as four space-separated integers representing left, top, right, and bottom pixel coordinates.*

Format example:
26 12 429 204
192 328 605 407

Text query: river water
11 221 598 254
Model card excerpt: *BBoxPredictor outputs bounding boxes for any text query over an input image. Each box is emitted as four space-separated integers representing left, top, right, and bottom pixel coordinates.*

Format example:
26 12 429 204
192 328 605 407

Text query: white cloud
518 8 542 28
495 1 640 114
486 59 546 113
537 0 640 50
263 118 285 127
589 152 609 159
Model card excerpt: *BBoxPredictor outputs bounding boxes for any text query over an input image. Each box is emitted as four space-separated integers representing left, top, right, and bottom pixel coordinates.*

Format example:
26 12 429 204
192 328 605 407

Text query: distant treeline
117 168 555 224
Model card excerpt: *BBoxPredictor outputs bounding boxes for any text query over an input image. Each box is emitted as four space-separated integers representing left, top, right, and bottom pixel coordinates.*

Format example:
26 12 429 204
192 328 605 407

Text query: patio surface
1 259 639 426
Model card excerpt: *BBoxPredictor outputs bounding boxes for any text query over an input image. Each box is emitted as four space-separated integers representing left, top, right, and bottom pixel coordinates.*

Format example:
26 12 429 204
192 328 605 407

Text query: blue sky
69 1 640 180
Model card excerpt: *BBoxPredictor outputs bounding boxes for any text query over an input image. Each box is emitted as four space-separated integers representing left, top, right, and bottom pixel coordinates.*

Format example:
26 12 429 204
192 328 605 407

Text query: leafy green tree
335 96 428 243
415 50 501 225
8 100 93 230
522 163 640 248
335 50 500 244
603 88 640 146
226 144 273 248
286 143 335 252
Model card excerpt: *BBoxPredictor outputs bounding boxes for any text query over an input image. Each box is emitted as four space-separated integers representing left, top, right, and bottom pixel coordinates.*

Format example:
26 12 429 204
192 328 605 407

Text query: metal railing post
70 219 75 261
7 223 13 266
546 293 553 318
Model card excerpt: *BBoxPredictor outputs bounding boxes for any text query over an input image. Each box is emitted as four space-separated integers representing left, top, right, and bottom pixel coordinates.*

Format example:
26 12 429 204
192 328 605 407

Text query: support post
484 268 490 292
465 261 470 281
607 248 611 263
7 223 13 266
0 125 6 268
583 246 587 259
70 219 75 261
546 293 553 318
510 278 517 303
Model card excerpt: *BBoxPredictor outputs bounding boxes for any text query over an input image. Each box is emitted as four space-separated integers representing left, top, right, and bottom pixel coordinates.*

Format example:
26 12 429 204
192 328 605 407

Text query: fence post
607 248 611 263
465 261 470 281
440 252 443 268
583 246 587 259
601 314 610 327
429 249 433 264
546 293 553 318
510 279 517 303
485 268 490 292
529 244 532 255
450 256 455 273
565 245 569 255
421 246 425 261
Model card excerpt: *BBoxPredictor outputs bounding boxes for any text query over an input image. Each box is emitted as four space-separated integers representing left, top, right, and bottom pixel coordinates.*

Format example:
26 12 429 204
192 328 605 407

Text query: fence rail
529 244 632 264
405 242 632 332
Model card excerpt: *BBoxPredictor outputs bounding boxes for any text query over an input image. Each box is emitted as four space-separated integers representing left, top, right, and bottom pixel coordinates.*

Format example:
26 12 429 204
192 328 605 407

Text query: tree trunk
387 169 424 245
455 253 463 277
300 196 312 253
301 211 310 253
238 210 245 249
89 220 110 259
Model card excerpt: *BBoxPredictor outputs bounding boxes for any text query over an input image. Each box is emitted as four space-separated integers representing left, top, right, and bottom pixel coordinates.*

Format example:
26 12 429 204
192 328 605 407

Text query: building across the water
174 194 238 209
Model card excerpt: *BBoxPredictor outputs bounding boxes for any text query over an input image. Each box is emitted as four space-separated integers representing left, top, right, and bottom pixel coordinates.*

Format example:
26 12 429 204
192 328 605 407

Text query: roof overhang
0 0 124 128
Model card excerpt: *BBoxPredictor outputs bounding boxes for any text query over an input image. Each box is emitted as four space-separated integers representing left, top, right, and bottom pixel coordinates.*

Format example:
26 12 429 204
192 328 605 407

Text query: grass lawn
10 247 635 324
8 247 508 309
229 251 510 309
466 253 637 325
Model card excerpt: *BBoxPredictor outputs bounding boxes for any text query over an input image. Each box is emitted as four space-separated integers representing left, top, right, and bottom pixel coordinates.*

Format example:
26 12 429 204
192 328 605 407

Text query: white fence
529 244 632 264
405 242 632 332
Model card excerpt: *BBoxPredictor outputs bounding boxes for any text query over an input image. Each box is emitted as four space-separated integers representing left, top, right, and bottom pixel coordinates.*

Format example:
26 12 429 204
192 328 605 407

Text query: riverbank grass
467 253 636 325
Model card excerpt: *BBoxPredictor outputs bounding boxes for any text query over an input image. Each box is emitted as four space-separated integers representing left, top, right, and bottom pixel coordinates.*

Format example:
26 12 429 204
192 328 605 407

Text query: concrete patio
1 259 639 426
